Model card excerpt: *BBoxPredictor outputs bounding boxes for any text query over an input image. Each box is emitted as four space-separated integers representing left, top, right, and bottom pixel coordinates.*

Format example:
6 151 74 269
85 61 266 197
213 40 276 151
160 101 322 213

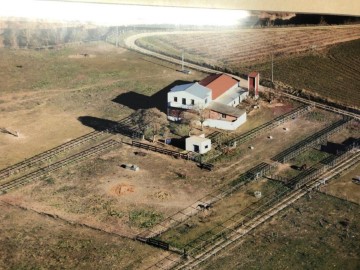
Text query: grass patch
129 209 163 229
291 148 330 167
305 111 327 122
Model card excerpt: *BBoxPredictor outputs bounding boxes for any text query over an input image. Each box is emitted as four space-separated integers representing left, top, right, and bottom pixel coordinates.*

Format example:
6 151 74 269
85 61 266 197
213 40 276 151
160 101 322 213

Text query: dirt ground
213 108 341 181
0 143 217 237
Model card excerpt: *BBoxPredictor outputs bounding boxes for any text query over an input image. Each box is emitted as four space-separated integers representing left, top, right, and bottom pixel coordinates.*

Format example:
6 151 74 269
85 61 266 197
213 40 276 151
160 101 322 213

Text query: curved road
125 30 221 74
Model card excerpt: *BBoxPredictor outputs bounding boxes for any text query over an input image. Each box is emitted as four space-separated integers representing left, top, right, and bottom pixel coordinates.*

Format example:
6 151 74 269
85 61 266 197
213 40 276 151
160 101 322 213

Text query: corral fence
287 146 360 190
226 104 313 147
131 140 216 171
173 147 360 265
136 236 170 251
0 130 106 181
207 131 223 145
0 140 121 194
271 117 352 163
145 146 359 269
0 115 141 182
136 162 277 240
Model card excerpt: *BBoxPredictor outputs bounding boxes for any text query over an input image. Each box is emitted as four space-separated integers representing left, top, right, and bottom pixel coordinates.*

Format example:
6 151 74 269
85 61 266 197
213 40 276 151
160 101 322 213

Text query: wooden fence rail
132 141 190 160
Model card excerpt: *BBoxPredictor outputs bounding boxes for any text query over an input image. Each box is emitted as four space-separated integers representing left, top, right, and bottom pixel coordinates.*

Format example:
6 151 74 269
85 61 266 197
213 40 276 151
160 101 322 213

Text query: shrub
169 123 190 137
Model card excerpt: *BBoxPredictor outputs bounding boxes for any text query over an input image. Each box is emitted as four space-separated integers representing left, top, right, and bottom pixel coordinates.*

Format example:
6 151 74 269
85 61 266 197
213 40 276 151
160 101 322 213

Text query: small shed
248 72 260 98
186 135 211 154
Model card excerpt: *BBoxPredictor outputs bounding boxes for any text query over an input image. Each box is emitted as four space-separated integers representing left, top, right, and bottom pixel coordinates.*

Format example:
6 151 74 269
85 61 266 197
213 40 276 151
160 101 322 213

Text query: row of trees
1 25 111 48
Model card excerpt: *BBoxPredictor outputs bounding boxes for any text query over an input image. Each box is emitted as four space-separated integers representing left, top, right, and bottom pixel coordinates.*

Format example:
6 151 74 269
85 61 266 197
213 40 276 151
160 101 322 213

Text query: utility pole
271 53 274 83
181 51 184 71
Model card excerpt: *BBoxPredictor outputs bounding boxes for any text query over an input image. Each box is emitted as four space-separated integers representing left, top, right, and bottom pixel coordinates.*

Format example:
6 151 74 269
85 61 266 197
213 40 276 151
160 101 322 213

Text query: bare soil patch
110 183 135 196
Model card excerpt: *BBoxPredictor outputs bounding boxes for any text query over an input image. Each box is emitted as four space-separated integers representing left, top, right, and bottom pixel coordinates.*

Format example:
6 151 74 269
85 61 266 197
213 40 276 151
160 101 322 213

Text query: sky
0 0 250 26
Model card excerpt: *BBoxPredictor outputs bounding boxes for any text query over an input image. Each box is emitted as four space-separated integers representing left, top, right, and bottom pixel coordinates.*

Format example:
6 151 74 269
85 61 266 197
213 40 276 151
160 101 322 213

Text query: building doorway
193 145 199 153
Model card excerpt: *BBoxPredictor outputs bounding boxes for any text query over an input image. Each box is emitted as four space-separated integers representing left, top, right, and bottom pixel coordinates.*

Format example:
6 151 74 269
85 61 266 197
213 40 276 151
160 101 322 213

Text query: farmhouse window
205 145 209 149
174 97 178 102
221 113 226 118
191 99 195 105
182 98 186 105
205 98 208 104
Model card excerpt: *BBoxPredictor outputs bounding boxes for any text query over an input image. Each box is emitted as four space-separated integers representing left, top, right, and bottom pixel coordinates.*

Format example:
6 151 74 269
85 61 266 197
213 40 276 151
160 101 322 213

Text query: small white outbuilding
185 135 211 154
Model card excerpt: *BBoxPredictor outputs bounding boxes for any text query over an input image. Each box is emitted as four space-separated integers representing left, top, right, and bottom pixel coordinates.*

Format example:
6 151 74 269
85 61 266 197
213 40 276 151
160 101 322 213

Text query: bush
169 123 190 137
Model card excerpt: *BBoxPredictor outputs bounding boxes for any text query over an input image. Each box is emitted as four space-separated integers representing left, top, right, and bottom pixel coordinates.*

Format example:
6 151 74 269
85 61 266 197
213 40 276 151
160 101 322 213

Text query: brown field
137 26 360 107
137 26 360 66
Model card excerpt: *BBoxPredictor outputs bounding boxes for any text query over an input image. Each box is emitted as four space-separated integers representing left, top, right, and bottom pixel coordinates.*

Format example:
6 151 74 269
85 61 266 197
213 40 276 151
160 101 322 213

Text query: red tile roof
248 71 259 77
199 73 238 100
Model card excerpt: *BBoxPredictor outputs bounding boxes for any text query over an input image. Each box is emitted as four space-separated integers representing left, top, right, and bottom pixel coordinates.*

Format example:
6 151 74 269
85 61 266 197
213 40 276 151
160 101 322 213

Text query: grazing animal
197 203 212 211
16 65 23 68
300 164 307 171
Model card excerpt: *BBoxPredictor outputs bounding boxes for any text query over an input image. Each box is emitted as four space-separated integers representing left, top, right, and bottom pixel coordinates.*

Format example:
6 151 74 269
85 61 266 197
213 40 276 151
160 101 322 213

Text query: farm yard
0 42 205 167
0 24 359 270
136 25 360 107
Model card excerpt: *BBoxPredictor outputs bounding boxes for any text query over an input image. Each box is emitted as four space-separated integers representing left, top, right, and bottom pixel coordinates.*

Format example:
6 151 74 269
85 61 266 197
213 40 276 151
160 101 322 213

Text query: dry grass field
321 163 360 205
200 192 360 270
137 26 360 107
0 201 165 270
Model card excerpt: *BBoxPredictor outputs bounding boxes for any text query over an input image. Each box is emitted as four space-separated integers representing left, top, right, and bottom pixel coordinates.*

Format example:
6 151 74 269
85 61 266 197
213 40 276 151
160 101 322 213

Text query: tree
180 111 198 136
180 104 207 134
194 104 207 131
131 108 169 141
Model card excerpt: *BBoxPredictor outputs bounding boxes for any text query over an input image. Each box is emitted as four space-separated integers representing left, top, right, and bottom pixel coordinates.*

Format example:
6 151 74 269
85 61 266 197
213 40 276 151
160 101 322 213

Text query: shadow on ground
321 137 359 154
78 116 119 132
112 80 192 113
